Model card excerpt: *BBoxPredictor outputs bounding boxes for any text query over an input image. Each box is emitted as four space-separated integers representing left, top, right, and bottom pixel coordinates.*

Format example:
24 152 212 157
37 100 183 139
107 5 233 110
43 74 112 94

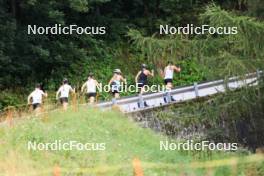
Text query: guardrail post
257 69 261 79
112 98 117 105
133 157 144 176
138 94 144 108
194 82 199 97
163 89 172 103
169 90 173 102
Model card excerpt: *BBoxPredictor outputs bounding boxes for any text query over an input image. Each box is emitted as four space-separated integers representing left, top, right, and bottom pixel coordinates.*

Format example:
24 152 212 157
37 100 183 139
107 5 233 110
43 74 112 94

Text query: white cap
114 69 121 73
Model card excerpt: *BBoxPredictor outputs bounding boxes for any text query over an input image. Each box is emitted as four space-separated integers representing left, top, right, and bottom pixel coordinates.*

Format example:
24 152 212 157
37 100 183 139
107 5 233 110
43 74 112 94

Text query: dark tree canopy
0 0 263 109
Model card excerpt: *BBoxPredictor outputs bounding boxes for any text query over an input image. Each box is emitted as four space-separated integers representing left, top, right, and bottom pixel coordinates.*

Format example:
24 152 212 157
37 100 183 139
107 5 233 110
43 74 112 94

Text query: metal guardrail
96 71 262 113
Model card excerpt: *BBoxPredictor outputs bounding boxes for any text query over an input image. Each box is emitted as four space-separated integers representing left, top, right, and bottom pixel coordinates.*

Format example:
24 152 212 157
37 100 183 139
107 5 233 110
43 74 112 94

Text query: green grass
0 107 263 175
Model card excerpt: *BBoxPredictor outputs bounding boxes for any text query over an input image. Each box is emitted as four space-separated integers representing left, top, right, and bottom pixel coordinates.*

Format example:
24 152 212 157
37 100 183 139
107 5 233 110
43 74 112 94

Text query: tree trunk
10 0 16 17
10 0 20 22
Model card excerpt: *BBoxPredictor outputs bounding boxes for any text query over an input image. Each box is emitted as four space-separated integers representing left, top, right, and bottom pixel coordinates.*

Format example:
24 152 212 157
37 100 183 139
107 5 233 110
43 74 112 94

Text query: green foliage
197 5 264 78
131 4 264 144
0 90 26 110
247 0 264 19
128 5 264 81
0 108 260 175
151 81 264 147
1 0 264 110
0 108 185 174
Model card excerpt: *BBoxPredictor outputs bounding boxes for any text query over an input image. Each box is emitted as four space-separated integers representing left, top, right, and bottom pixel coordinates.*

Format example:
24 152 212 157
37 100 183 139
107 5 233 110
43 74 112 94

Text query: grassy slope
0 107 263 176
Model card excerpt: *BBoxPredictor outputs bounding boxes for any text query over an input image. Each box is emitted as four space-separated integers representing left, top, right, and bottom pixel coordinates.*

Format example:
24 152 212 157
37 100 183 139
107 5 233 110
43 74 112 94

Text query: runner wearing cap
108 69 126 99
81 73 99 104
135 64 154 94
56 78 75 110
27 83 48 113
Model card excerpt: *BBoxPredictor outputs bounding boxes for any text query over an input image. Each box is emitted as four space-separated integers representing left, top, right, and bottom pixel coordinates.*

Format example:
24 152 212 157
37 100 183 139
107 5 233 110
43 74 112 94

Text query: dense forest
0 0 264 109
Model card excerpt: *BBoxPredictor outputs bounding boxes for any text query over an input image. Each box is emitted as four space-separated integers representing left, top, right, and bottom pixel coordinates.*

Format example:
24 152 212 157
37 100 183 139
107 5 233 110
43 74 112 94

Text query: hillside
0 108 263 175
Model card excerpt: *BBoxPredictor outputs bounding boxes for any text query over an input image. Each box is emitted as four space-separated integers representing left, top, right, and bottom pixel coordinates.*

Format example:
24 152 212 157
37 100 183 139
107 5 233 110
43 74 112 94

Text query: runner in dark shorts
111 81 120 95
87 92 97 98
135 64 154 108
135 64 154 94
27 83 48 113
60 97 68 104
56 78 75 110
108 69 126 99
163 61 181 89
162 61 181 103
81 73 99 104
32 103 41 110
164 78 173 85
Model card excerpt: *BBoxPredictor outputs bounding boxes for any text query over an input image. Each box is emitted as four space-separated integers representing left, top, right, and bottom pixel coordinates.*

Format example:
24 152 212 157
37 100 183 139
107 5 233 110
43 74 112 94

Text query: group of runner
27 61 181 112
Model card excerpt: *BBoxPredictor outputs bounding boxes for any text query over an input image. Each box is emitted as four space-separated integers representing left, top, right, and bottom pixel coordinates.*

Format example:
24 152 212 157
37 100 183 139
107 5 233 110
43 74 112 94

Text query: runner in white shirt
163 61 181 90
56 78 75 110
81 73 99 104
161 61 181 103
27 84 48 111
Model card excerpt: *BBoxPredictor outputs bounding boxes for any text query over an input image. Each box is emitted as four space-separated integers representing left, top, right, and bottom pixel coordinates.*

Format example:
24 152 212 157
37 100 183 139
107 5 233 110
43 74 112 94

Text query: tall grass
0 107 263 175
